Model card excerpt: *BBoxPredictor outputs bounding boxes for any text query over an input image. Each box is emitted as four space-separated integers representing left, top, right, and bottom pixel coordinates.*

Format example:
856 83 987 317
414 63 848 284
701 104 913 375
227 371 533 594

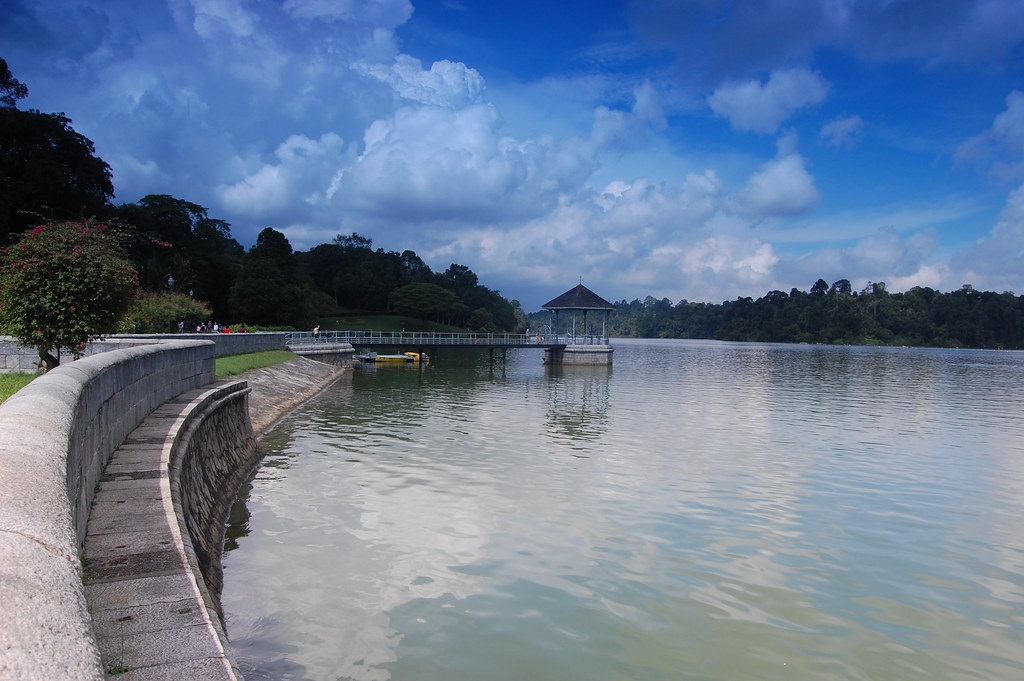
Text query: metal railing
284 330 609 347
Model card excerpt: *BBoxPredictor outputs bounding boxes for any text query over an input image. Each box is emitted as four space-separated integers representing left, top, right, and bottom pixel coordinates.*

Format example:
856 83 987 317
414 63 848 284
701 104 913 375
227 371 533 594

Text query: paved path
83 357 347 679
84 387 239 680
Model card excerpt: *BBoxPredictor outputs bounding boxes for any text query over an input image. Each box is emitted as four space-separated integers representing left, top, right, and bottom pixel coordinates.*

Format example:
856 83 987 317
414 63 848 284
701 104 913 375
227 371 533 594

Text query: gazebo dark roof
542 284 615 311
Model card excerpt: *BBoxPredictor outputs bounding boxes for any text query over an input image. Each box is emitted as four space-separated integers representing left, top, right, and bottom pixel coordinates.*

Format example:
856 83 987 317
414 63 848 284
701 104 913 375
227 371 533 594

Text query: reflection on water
222 340 1024 681
544 363 611 444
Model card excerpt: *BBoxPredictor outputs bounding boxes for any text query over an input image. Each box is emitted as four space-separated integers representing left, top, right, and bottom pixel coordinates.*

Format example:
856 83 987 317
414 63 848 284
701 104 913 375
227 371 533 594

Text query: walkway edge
84 356 349 679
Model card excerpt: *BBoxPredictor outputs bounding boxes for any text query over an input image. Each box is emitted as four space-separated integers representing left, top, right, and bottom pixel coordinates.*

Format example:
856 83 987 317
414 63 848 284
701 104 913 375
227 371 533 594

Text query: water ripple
223 342 1024 681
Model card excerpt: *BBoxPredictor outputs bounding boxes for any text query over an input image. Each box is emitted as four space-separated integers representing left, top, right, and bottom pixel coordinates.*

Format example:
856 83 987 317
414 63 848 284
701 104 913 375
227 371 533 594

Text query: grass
0 373 36 404
0 351 297 402
215 350 297 379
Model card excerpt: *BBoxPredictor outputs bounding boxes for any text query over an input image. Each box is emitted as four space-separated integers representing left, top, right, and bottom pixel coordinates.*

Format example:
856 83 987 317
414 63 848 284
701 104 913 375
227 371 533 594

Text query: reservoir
222 339 1024 680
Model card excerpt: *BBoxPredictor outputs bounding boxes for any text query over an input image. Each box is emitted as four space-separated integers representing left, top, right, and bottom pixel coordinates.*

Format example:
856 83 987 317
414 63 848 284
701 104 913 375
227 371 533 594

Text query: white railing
284 330 608 347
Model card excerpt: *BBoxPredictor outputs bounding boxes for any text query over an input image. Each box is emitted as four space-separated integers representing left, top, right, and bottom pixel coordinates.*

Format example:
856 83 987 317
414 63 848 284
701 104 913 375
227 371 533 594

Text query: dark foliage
229 228 324 327
114 195 244 319
594 281 1024 349
0 107 114 244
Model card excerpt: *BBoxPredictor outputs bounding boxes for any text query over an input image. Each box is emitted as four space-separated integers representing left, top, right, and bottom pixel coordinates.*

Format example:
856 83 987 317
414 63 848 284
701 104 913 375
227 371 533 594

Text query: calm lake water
222 339 1024 681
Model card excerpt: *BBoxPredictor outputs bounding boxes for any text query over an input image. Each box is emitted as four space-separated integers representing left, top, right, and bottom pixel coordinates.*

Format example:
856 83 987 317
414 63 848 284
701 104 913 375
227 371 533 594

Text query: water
222 339 1024 681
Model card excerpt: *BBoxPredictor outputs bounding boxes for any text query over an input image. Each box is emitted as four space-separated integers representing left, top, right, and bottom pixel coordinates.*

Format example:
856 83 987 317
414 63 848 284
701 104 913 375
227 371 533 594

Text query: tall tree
229 228 321 326
0 61 113 244
0 58 28 108
115 195 243 317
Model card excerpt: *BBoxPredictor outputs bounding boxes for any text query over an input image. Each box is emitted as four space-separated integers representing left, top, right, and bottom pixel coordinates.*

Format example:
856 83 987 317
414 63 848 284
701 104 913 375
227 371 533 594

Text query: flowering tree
0 220 138 370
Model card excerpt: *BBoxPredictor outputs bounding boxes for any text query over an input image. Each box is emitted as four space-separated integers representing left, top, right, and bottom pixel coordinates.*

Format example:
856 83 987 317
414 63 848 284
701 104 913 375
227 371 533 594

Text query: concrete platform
83 390 239 680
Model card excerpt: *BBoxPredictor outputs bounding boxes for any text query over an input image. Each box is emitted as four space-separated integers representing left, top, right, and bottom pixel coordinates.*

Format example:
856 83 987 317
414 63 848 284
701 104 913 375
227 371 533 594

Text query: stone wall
171 383 261 618
0 340 217 679
0 336 42 373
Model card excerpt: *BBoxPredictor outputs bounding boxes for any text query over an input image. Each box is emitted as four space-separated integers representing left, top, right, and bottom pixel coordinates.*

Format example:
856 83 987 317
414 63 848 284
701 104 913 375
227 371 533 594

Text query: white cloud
955 90 1024 181
707 68 830 133
7 0 1024 310
820 115 864 149
849 226 938 276
355 56 486 108
953 183 1024 292
217 132 349 218
188 0 260 39
591 80 666 152
283 0 413 26
732 133 820 217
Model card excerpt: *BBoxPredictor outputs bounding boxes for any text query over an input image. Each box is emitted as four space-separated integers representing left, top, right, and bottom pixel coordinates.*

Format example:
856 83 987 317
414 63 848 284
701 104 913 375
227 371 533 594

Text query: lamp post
166 275 175 295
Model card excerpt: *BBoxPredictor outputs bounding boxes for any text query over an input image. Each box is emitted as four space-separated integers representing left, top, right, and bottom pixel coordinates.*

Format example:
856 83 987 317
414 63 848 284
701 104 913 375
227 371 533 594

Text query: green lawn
1 350 295 404
0 373 36 404
215 349 296 379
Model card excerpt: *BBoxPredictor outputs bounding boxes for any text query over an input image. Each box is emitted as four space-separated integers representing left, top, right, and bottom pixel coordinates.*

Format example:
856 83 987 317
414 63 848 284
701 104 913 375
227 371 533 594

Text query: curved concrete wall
0 340 216 679
172 384 260 618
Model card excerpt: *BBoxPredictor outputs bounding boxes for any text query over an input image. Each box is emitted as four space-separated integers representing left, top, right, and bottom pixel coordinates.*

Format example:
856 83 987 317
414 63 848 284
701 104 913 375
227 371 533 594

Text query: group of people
178 321 245 334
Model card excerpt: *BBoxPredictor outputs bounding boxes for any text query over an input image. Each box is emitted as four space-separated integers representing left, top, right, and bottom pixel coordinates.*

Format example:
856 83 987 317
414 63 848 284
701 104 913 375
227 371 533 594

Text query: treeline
102 195 521 332
608 279 1024 349
1 58 521 332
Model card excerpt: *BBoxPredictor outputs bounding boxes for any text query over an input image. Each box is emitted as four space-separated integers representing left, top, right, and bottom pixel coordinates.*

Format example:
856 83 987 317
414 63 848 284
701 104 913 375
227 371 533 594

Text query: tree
440 263 479 297
228 228 321 326
115 194 243 318
1 58 28 108
0 60 114 243
0 220 138 370
830 279 852 295
390 283 468 324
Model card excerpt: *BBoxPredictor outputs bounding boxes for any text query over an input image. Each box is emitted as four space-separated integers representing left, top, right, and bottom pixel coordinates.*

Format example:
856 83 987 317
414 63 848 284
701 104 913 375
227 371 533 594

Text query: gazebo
542 283 615 346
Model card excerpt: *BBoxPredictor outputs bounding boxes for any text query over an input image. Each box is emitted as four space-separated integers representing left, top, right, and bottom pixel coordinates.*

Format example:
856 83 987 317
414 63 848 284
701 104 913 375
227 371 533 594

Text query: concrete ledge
84 382 252 679
0 340 215 679
289 341 355 366
544 344 614 365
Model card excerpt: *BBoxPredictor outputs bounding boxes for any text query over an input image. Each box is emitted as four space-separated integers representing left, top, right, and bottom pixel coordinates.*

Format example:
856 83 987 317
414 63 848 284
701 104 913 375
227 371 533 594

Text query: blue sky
3 0 1023 310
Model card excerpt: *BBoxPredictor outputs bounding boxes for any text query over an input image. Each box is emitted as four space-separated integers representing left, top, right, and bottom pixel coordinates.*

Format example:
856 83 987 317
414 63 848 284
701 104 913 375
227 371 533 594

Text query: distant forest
592 279 1024 350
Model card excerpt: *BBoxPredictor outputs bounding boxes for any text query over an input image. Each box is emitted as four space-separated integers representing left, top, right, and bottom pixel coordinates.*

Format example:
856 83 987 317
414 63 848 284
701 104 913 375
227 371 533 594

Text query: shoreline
240 355 350 437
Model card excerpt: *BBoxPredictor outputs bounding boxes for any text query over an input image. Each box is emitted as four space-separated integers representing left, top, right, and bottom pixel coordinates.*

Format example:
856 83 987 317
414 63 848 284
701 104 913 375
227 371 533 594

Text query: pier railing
284 330 608 348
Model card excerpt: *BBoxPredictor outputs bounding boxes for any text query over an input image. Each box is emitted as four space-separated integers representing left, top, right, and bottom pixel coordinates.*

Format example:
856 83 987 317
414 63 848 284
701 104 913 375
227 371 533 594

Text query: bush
120 291 213 333
0 220 137 369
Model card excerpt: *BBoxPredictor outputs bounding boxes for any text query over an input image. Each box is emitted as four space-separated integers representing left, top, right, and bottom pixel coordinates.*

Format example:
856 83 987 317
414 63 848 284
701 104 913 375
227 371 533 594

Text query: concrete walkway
83 357 347 680
83 388 239 680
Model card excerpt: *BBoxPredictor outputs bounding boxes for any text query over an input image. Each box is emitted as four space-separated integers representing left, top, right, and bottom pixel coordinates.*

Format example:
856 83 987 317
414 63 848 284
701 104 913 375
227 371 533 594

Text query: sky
3 0 1024 311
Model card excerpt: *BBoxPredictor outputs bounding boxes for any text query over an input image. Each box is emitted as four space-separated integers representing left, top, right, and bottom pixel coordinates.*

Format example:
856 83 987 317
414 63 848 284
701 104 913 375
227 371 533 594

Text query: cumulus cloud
953 183 1024 292
732 133 820 217
708 68 830 133
355 56 486 108
591 80 666 151
218 132 350 219
849 226 938 277
6 0 1024 309
955 90 1024 181
820 115 864 149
